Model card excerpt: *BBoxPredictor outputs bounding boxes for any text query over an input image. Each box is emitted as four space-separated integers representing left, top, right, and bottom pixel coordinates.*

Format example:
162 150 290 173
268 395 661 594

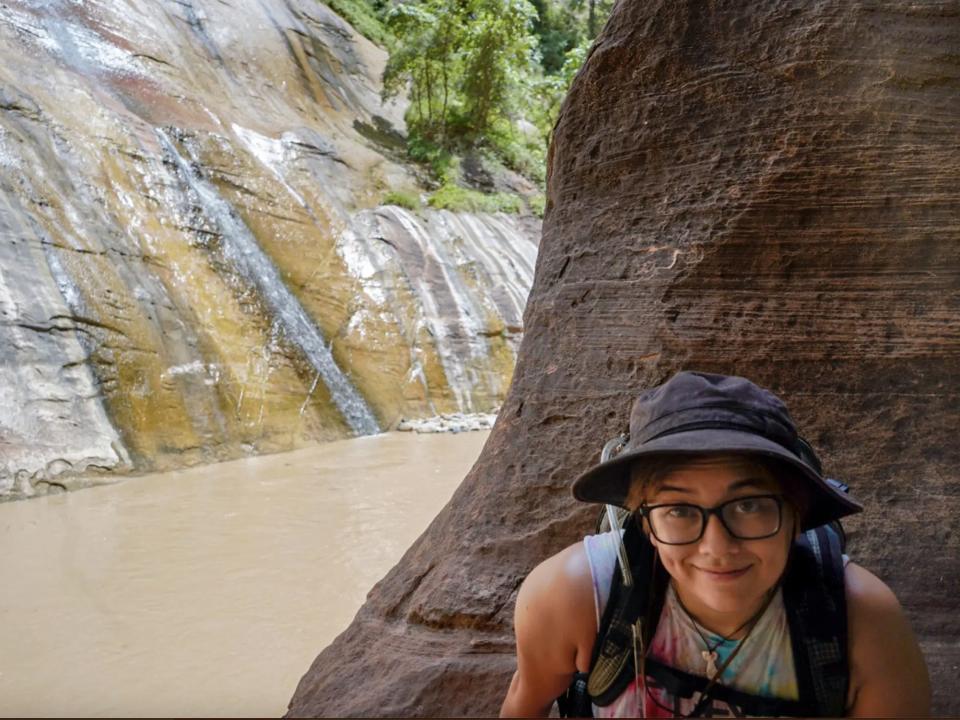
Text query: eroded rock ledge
288 1 960 715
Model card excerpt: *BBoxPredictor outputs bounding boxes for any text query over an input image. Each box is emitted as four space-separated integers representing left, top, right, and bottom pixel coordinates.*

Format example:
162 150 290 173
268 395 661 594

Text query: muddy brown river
0 431 489 717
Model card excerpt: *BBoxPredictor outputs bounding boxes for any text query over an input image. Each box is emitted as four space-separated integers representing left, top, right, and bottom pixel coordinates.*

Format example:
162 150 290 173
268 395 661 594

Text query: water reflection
0 431 489 717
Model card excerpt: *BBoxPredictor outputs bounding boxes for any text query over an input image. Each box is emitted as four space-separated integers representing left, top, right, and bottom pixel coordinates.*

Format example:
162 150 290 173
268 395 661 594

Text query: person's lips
696 566 751 581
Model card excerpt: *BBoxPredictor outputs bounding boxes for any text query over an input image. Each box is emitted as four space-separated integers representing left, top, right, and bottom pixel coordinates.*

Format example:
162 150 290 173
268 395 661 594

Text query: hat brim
571 428 862 531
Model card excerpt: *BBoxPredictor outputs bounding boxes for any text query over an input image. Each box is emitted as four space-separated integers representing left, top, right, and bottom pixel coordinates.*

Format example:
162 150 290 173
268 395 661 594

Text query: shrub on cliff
428 184 523 214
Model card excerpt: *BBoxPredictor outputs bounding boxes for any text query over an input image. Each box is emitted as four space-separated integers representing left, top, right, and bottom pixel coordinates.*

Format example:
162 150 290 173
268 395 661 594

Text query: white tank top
582 530 801 717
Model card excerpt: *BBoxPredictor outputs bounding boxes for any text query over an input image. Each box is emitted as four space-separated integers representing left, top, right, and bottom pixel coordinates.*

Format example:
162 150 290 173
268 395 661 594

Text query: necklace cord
636 560 781 718
679 592 761 651
685 586 779 716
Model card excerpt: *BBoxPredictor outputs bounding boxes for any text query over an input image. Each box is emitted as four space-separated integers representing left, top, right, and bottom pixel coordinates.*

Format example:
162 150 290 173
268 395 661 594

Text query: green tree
379 0 613 186
382 1 463 146
568 0 615 38
524 38 590 146
459 0 537 143
529 0 582 74
382 0 537 153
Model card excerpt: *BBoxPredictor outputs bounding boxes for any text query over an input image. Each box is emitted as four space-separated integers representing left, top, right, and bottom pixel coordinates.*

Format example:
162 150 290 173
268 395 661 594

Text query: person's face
638 456 797 627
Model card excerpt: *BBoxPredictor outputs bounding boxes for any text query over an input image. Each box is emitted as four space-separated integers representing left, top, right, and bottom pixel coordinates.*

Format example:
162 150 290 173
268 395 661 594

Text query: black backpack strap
783 524 850 717
556 671 592 718
643 657 815 717
587 519 669 706
557 517 665 716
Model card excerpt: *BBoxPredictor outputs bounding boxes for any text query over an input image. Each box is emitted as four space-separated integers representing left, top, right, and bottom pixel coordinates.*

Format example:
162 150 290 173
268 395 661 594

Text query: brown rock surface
288 1 959 716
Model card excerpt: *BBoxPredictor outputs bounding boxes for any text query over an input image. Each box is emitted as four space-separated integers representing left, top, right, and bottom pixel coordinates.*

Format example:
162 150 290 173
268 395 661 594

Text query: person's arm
500 542 597 718
845 562 931 717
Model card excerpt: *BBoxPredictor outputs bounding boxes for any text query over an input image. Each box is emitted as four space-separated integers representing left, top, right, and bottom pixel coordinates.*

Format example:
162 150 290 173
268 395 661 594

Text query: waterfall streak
384 207 491 413
157 129 379 436
443 211 536 329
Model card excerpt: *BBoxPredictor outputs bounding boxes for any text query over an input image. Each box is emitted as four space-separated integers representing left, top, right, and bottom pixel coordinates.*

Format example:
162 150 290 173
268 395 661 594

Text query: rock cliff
0 0 539 497
287 0 959 715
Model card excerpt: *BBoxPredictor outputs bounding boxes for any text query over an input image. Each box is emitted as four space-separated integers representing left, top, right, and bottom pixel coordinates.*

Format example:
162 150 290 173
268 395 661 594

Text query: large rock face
288 1 959 716
0 1 539 497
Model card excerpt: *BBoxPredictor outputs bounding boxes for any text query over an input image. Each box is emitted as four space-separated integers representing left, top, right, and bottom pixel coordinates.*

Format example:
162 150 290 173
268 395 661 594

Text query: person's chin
702 589 754 611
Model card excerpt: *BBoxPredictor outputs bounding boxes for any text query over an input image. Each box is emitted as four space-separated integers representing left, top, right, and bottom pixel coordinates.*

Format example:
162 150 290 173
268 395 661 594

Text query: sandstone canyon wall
288 0 960 715
0 1 539 498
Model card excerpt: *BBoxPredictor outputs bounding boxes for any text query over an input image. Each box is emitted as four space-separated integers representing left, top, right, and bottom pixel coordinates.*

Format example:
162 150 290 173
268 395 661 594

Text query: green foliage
382 190 422 210
325 0 393 47
428 184 523 214
459 0 538 143
529 0 583 74
573 0 616 39
523 37 592 147
383 0 538 150
406 134 457 182
382 1 461 146
378 0 614 201
487 125 546 184
528 193 546 217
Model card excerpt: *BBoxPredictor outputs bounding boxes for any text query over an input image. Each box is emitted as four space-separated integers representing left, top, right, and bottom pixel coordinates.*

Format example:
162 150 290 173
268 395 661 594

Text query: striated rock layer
0 1 539 497
288 1 960 716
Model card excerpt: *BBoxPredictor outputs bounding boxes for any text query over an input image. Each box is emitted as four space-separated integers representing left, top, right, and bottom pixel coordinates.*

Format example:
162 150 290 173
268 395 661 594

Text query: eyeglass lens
647 496 781 544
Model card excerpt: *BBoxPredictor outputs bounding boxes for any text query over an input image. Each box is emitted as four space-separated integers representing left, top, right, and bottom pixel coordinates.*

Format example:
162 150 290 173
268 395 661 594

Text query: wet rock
287 1 959 716
395 413 498 434
461 153 497 192
0 0 539 498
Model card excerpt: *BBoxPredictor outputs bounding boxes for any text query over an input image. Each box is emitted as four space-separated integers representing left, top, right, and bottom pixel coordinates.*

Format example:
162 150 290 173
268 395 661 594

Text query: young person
500 371 930 717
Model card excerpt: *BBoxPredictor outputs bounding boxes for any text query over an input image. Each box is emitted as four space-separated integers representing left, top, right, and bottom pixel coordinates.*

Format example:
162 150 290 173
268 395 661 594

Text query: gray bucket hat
571 371 863 530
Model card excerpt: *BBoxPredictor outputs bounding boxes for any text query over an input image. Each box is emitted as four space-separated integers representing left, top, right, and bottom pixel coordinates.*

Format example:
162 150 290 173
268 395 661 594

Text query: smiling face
631 455 798 635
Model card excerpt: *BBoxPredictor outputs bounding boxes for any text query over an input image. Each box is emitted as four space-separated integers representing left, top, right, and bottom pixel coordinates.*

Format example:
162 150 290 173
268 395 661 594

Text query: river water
0 431 490 718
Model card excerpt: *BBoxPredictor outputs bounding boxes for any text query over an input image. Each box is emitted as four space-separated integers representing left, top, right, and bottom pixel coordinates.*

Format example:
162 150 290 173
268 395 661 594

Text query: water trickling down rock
0 0 540 497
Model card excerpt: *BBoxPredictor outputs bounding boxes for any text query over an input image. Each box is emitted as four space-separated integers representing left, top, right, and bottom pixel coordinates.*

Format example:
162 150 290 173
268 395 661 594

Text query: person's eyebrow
656 484 693 494
727 477 773 492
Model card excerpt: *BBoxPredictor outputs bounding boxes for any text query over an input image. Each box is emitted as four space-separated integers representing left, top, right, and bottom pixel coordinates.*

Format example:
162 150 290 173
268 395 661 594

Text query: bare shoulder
845 561 902 611
500 541 598 717
844 562 931 717
515 540 598 666
520 541 595 614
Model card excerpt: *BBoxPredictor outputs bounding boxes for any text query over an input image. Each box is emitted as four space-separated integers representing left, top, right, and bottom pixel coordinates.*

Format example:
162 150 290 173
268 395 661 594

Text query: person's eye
732 498 760 514
666 506 697 519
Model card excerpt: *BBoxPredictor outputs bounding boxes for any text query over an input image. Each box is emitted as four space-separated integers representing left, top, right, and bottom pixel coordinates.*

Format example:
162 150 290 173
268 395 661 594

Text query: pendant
701 649 719 678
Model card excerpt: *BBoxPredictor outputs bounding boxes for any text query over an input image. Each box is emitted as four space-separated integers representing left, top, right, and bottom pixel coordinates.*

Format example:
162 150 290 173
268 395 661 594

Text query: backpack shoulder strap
586 518 668 706
783 523 850 717
556 671 592 718
557 517 665 716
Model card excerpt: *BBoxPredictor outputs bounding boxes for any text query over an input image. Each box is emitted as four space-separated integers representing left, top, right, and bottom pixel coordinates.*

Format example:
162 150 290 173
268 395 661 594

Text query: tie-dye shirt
583 530 799 718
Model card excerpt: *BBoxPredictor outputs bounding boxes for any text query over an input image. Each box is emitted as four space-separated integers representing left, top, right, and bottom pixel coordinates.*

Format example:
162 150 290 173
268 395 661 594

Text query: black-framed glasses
638 494 784 545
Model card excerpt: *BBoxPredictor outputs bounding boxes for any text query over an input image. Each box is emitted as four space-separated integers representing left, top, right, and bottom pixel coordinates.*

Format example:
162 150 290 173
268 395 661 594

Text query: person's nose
697 511 741 558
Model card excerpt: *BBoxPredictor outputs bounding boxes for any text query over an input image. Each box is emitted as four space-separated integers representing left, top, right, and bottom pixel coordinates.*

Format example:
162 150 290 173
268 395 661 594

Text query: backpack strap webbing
585 518 668 706
556 671 591 718
557 517 663 716
642 657 815 716
783 523 850 717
